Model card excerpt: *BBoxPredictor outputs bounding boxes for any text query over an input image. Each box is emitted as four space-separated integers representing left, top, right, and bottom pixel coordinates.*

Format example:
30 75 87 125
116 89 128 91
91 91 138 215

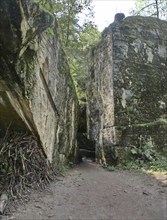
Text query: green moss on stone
17 48 36 98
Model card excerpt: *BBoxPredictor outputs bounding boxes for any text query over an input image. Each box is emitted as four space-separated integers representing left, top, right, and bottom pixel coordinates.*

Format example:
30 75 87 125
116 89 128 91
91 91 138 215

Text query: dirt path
3 160 167 220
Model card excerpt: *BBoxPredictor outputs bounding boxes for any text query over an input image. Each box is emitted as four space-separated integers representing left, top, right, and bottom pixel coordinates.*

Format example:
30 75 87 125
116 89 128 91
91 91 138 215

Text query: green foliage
54 0 101 100
35 0 101 100
46 27 55 36
57 164 70 172
128 138 167 171
131 0 167 20
107 165 116 171
54 0 96 47
108 138 167 172
130 138 157 162
117 155 167 172
116 161 140 170
57 161 75 172
148 156 167 171
52 1 100 100
71 24 101 100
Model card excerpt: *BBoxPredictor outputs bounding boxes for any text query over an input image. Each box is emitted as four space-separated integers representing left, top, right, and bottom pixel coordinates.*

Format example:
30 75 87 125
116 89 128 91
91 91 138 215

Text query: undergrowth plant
130 137 157 162
108 137 167 172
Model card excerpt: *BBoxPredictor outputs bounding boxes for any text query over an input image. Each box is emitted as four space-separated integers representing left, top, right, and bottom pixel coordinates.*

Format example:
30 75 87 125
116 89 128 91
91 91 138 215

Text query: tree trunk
155 0 159 18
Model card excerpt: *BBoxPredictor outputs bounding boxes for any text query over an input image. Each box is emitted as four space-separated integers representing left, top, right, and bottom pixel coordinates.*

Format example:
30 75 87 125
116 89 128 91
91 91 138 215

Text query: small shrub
108 137 167 172
131 137 158 161
107 166 116 171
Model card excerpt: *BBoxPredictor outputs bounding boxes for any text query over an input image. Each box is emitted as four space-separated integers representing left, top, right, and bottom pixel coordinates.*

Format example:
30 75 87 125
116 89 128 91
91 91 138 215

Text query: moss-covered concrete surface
0 0 78 166
87 16 167 164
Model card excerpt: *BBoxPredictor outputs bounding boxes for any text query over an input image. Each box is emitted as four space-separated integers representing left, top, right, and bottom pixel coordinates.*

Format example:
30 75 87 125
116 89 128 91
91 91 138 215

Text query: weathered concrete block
0 0 78 166
87 16 167 164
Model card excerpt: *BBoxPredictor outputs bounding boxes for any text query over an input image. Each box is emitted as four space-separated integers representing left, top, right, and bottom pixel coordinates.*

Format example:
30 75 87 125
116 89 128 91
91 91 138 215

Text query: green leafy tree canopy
131 0 167 20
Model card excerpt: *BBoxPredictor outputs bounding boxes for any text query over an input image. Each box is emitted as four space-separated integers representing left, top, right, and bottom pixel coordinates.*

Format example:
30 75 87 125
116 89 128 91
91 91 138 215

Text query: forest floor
1 159 167 220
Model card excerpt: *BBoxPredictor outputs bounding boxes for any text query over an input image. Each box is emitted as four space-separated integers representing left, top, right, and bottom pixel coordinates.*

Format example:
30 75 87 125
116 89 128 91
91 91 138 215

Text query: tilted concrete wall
0 0 78 166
